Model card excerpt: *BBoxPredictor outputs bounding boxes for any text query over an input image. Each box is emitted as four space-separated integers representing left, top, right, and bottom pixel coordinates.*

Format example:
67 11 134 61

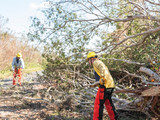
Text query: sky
0 0 112 50
0 0 49 36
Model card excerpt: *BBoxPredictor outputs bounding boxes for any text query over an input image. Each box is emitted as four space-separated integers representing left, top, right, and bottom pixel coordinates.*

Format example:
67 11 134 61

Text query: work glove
15 68 18 73
100 78 104 85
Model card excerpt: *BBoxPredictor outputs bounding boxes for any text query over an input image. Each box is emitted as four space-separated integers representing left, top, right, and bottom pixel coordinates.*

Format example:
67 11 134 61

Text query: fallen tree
114 67 160 119
32 63 159 119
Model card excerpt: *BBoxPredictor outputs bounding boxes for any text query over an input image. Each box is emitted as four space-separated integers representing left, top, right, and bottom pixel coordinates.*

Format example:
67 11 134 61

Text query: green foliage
27 1 160 119
28 0 160 84
0 61 43 79
28 3 92 57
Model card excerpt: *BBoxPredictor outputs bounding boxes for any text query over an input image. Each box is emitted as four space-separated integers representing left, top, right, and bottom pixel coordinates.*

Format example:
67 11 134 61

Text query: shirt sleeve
21 58 25 69
12 58 15 70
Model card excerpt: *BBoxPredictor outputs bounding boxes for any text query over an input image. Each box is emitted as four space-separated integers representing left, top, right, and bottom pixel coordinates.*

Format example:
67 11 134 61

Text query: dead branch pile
114 66 160 119
5 65 159 119
32 64 159 119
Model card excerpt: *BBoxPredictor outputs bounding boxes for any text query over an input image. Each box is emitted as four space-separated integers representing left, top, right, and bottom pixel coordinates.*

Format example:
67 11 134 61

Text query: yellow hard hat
16 53 22 58
87 52 97 60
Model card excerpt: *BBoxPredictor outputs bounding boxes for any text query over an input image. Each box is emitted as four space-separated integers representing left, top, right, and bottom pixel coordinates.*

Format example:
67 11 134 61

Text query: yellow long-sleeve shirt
93 59 115 88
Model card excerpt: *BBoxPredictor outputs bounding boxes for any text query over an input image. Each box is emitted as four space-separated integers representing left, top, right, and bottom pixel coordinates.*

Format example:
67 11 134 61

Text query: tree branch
145 0 160 5
102 58 145 65
140 67 160 81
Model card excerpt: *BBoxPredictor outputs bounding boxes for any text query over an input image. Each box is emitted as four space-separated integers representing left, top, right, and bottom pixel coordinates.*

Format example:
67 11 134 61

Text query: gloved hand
15 68 18 73
100 78 104 85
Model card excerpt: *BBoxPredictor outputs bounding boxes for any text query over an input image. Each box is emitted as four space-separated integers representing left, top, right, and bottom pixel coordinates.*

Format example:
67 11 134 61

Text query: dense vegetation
0 0 159 119
28 0 160 119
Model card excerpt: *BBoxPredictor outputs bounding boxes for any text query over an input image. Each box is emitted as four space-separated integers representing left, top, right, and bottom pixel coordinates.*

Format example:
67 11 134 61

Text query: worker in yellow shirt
87 52 118 120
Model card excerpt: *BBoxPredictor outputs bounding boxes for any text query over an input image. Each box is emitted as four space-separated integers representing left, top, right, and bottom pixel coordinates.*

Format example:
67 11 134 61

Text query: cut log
139 67 160 81
114 86 150 95
141 86 160 96
114 89 142 95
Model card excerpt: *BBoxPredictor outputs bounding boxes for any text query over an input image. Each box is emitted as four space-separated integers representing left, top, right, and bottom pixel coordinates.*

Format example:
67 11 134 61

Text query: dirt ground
0 87 150 120
0 72 154 120
0 72 46 120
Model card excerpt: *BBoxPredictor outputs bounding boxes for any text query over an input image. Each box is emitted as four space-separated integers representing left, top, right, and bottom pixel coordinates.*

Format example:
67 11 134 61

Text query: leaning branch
141 75 160 85
145 0 160 6
139 67 160 81
113 26 160 46
102 58 145 65
67 15 160 23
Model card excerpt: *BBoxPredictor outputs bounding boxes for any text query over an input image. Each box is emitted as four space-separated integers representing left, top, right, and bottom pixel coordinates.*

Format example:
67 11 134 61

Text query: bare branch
119 34 148 52
104 15 160 22
139 67 160 81
102 58 145 65
145 0 160 5
87 0 106 17
111 26 160 50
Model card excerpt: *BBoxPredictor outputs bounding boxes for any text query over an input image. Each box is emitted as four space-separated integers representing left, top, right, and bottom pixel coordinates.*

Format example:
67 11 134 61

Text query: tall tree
28 1 160 118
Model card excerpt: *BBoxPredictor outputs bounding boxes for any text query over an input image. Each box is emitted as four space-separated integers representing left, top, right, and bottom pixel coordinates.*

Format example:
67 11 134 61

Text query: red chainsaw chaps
93 88 116 120
93 88 100 120
13 68 22 85
105 99 115 120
